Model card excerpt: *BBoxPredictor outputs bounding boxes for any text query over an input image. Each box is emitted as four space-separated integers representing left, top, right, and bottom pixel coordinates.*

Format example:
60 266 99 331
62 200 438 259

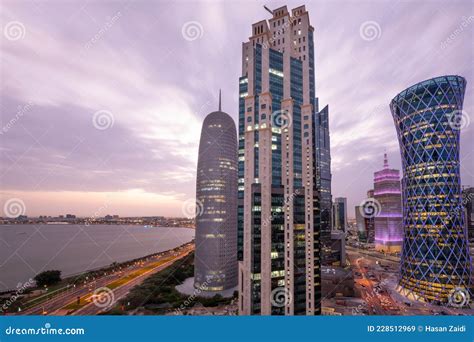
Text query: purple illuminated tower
374 153 403 252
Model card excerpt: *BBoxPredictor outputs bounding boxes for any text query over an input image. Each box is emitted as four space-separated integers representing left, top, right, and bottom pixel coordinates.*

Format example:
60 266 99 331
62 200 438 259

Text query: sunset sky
1 0 473 218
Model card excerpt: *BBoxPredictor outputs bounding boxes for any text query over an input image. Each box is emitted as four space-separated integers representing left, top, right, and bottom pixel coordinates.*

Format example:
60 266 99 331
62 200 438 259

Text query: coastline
0 225 195 292
0 240 194 295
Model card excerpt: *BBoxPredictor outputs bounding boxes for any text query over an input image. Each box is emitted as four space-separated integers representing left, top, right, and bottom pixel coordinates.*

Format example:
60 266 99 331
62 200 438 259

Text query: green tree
34 270 62 287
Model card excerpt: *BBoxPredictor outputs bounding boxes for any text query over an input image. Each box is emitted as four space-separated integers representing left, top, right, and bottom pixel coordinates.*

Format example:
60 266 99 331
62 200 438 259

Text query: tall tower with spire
194 90 238 291
219 88 222 111
373 153 403 253
237 5 321 315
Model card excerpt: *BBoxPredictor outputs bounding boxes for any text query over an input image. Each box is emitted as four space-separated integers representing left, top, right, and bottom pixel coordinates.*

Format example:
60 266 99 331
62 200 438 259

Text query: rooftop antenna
218 89 222 111
263 5 273 15
383 151 389 169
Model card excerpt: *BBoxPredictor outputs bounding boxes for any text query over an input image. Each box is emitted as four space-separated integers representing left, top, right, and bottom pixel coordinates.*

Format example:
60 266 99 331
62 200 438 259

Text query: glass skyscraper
390 75 471 303
238 5 321 315
333 197 347 232
314 104 334 263
195 94 238 291
462 187 474 240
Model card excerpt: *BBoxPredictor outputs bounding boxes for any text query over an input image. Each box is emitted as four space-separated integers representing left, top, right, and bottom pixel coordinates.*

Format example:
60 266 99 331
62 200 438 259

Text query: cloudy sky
1 0 473 218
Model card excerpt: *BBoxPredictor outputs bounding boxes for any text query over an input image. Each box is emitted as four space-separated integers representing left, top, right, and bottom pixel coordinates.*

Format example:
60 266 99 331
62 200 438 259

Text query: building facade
355 205 366 241
390 75 471 303
238 5 321 315
374 153 403 253
330 231 346 267
462 187 474 240
333 197 347 232
314 104 333 263
195 95 238 291
364 190 376 243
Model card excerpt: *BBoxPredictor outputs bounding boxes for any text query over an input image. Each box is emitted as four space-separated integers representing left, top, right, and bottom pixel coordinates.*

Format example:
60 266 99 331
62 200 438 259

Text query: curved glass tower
390 75 471 303
195 94 238 291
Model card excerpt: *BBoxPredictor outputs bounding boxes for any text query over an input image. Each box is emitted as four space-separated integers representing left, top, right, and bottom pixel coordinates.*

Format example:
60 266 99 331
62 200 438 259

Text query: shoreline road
72 246 193 315
16 244 193 316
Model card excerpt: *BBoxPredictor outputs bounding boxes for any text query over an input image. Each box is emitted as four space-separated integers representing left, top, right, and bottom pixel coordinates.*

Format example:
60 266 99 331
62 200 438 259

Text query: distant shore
0 223 195 228
0 218 195 229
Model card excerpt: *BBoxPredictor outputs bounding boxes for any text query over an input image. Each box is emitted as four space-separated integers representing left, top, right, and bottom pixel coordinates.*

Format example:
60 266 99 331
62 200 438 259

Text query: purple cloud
0 0 472 217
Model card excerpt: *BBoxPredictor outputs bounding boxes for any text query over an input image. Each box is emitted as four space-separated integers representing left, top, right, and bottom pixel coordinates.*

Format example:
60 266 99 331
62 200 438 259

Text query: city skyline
1 0 473 217
1 0 473 322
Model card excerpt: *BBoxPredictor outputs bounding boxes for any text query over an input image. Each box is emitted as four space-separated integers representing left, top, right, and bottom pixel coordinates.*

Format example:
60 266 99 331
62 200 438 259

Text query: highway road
346 247 473 316
16 244 193 316
73 246 193 315
349 253 400 315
